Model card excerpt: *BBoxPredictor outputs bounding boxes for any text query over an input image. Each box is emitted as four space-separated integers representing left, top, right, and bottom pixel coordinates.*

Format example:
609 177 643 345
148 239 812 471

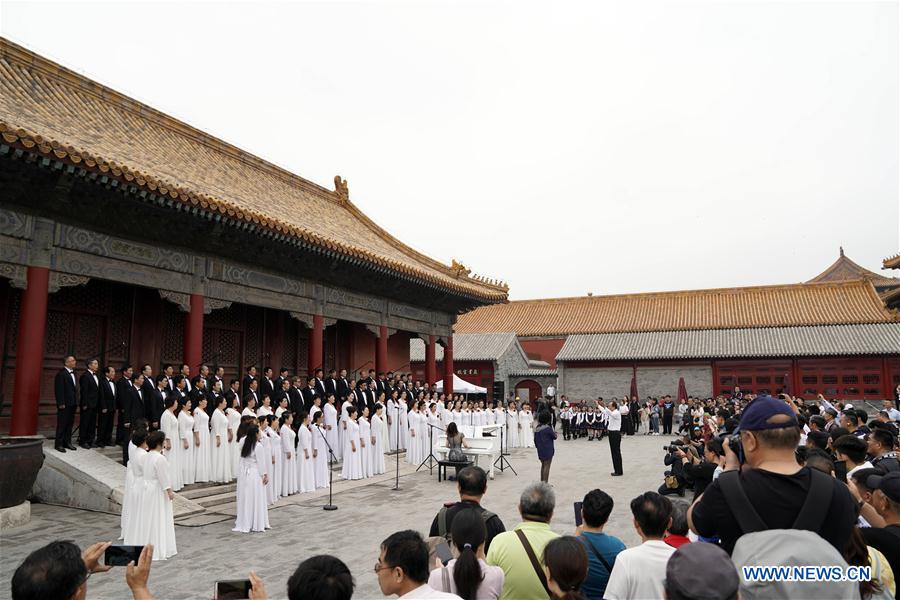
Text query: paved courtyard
0 432 680 599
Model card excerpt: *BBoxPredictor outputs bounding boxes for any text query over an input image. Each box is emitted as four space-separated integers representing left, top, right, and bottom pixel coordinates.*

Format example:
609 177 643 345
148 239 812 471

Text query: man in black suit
324 368 338 399
275 367 290 391
289 377 304 415
123 373 146 465
55 355 78 452
366 369 377 391
139 364 155 411
115 364 134 445
337 368 350 401
314 368 327 399
301 376 317 413
242 366 257 399
78 358 100 448
162 364 176 393
346 378 357 405
192 364 210 392
210 365 225 394
375 372 386 397
260 366 275 400
148 375 167 430
224 379 241 409
190 377 208 411
354 380 368 410
365 383 377 415
272 378 289 409
180 363 193 394
244 378 261 409
97 365 117 447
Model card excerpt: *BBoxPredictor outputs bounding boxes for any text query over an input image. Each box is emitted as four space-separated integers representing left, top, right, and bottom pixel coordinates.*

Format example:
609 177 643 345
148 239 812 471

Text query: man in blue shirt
577 489 626 600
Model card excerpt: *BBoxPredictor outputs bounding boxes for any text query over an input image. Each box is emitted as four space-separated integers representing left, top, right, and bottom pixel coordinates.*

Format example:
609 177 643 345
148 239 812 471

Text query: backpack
437 505 497 542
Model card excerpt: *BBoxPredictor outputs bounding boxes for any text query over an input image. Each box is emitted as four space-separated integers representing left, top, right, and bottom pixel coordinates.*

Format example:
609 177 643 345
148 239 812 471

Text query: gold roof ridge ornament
334 175 349 203
451 259 471 279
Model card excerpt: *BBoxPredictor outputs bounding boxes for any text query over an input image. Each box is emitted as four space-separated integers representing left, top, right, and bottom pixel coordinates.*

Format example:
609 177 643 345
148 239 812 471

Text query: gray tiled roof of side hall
410 332 519 362
555 323 900 362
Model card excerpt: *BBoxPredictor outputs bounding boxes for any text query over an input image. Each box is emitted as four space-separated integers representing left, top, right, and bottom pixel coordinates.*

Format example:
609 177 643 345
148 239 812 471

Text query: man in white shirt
599 400 624 476
376 530 462 599
605 491 675 600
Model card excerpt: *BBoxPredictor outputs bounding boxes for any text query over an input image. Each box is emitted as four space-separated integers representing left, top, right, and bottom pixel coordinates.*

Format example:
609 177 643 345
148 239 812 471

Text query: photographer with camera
658 440 696 497
687 395 856 555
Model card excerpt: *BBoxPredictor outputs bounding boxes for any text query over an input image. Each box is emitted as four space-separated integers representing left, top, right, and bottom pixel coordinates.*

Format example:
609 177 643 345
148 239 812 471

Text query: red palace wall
0 279 413 433
519 338 566 368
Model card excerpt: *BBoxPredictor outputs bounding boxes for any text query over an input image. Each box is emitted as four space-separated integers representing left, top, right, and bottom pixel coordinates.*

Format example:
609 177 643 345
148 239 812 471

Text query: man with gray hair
486 482 560 600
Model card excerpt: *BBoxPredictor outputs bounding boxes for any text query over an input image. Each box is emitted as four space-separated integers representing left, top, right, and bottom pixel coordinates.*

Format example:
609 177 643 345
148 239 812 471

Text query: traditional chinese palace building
0 38 508 434
456 251 900 402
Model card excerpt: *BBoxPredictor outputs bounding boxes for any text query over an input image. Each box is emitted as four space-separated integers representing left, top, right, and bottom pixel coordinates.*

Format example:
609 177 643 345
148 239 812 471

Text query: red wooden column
376 325 388 374
183 293 204 372
10 266 50 435
425 335 437 384
443 336 454 395
308 314 324 375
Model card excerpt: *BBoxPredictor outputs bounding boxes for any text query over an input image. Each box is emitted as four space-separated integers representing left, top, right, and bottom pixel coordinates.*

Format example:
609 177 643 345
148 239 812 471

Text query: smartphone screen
435 542 453 565
574 501 583 527
834 460 848 483
104 545 142 567
215 579 252 600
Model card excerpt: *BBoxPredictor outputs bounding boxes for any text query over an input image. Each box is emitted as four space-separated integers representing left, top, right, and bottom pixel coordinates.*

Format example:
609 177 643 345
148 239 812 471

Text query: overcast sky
3 1 897 299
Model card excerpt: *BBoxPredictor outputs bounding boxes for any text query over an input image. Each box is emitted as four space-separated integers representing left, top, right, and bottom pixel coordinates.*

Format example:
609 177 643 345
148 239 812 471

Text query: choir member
301 376 317 412
242 365 257 399
232 425 270 534
297 412 316 492
97 365 117 447
506 402 520 449
208 380 224 418
289 378 304 415
274 396 289 418
225 379 241 409
340 406 363 481
398 391 409 451
310 395 323 425
210 396 230 483
242 396 258 417
387 391 400 452
371 403 386 475
314 368 327 399
337 368 350 401
257 395 274 418
138 431 177 560
453 402 463 426
311 411 330 488
485 402 496 426
148 375 167 432
324 369 338 399
521 404 535 448
78 358 100 448
266 415 283 502
406 402 422 465
258 417 276 505
416 401 429 460
178 400 196 485
226 396 242 480
323 393 339 461
338 396 351 461
160 398 182 492
121 428 148 541
279 412 298 496
260 366 275 400
359 406 372 478
193 397 211 483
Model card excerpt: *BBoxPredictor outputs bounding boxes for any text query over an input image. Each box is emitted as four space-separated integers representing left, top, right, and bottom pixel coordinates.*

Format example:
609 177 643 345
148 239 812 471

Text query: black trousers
561 420 570 440
663 414 673 434
97 409 114 446
122 426 132 465
115 409 126 445
78 406 97 446
55 405 75 448
608 431 623 474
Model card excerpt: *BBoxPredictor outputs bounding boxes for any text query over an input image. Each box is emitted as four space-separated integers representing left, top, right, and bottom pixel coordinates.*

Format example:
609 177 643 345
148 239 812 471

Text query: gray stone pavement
0 431 679 599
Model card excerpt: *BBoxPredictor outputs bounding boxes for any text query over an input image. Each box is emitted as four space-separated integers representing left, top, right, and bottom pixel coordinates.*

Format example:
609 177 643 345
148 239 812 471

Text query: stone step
194 491 238 509
179 482 236 500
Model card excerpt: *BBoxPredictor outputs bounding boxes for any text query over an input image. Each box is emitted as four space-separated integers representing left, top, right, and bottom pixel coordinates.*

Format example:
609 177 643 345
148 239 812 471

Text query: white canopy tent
433 373 487 395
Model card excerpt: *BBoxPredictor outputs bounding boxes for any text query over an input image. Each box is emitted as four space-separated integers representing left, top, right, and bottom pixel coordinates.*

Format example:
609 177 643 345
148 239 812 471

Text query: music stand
314 424 338 511
494 409 517 475
416 420 444 474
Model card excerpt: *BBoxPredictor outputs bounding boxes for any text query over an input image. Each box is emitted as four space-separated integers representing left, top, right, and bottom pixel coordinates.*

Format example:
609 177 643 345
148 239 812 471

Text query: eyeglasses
374 561 393 574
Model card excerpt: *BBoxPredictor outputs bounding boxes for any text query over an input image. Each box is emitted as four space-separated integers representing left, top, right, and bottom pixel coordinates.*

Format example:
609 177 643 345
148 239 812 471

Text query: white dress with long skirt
268 428 283 502
193 408 211 483
338 403 350 461
312 424 330 488
120 444 145 540
259 430 275 506
160 410 183 492
359 417 372 478
137 451 177 560
178 410 196 485
341 420 363 480
280 425 298 496
226 407 242 479
209 409 230 482
371 414 386 475
232 442 270 533
297 425 316 492
387 399 400 451
398 400 409 450
417 411 429 461
324 403 339 460
520 411 535 447
406 411 420 465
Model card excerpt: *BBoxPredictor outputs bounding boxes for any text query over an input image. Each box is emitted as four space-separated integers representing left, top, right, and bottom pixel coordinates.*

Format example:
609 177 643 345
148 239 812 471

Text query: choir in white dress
210 399 231 483
280 414 299 496
297 413 317 492
233 426 270 534
122 430 177 560
192 401 211 483
341 406 364 480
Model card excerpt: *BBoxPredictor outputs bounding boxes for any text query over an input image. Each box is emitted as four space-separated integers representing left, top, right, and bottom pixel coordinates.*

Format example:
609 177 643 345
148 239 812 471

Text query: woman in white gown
257 395 274 418
160 399 182 492
138 431 177 560
192 398 211 483
340 406 363 480
121 429 148 541
338 399 351 461
258 418 275 506
210 396 230 482
297 413 316 492
280 413 298 496
242 396 257 417
405 404 421 465
452 403 463 427
398 392 409 451
386 392 400 451
358 407 372 478
232 425 270 534
520 404 535 448
178 400 196 486
370 404 386 475
226 396 242 480
505 402 520 449
485 403 496 426
416 401 430 461
442 401 454 428
323 395 339 461
311 411 331 488
265 415 283 503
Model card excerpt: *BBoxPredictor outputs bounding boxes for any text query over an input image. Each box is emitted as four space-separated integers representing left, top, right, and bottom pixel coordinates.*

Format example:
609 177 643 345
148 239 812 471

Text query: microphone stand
314 424 338 511
493 408 517 475
392 404 401 491
416 420 445 474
